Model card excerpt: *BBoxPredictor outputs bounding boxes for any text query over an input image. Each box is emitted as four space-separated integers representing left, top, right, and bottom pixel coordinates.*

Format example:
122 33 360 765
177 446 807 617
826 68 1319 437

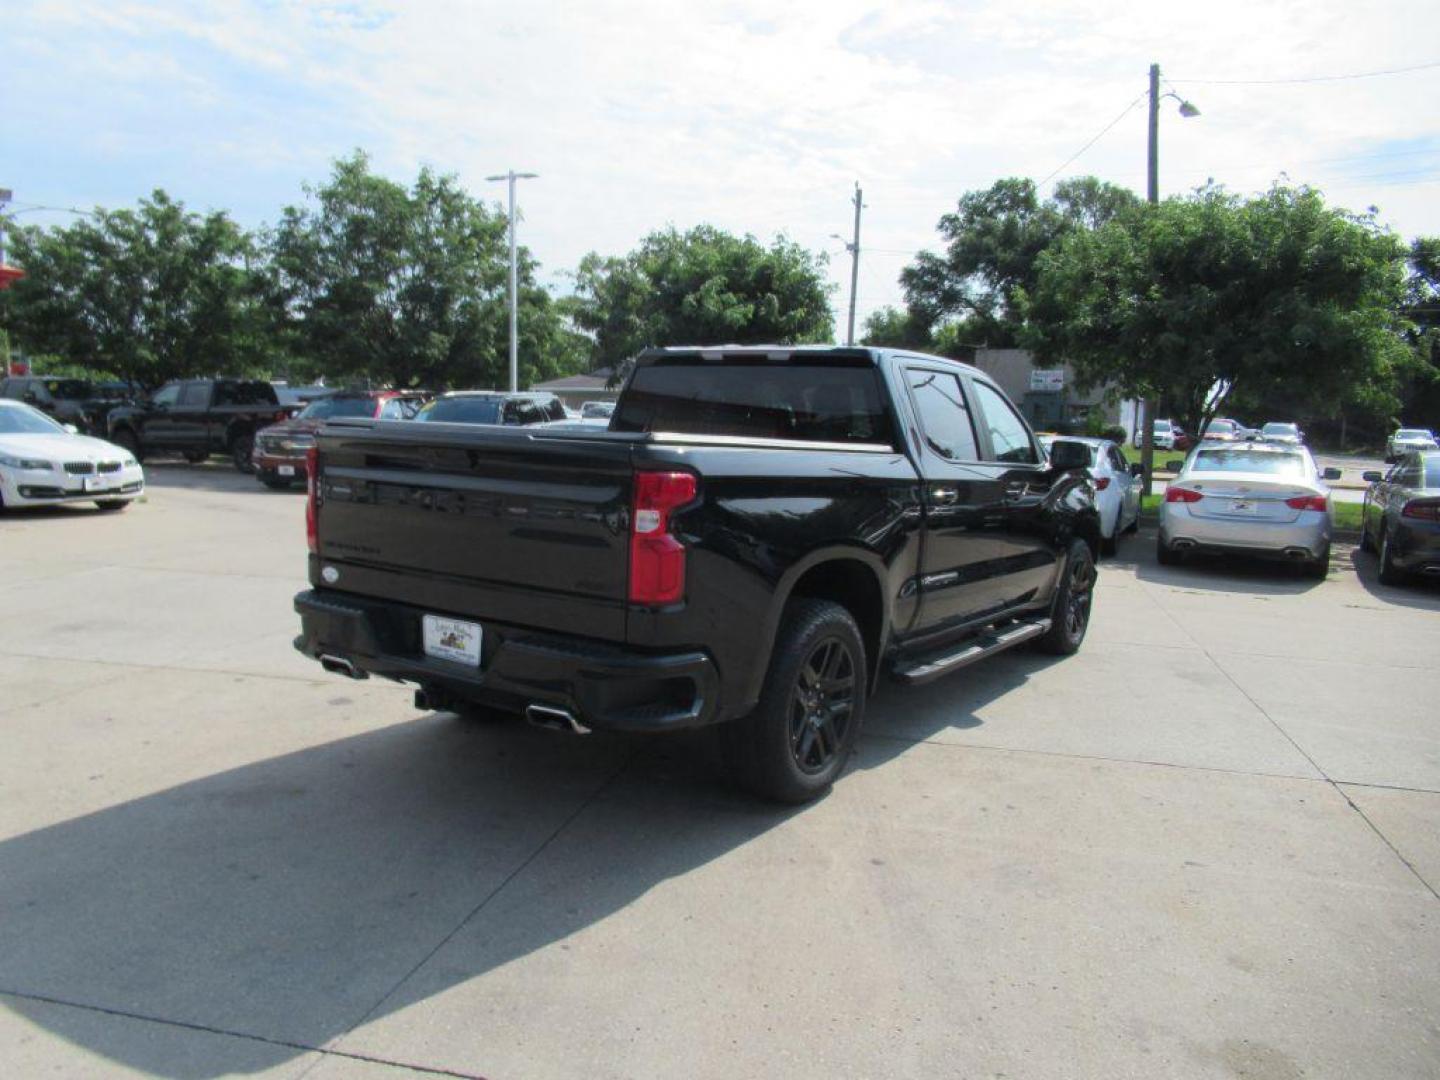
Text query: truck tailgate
314 422 634 641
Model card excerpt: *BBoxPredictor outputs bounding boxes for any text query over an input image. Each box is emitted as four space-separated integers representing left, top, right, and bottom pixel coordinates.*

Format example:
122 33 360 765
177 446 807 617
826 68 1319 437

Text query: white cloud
7 0 1440 335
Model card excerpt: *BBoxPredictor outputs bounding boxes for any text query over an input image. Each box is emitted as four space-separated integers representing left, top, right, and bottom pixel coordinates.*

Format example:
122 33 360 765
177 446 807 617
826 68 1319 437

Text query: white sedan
0 400 145 511
1040 435 1142 555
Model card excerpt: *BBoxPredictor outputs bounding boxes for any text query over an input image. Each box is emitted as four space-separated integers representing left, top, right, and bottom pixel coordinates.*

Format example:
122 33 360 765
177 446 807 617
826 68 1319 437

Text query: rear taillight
1094 476 1111 491
1285 494 1328 512
305 445 319 554
1402 499 1440 521
629 470 697 606
1165 486 1203 503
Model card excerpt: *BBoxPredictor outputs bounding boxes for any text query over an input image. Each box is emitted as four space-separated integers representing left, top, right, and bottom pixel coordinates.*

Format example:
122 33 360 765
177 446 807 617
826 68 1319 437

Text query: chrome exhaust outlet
1282 548 1311 560
525 704 591 736
319 653 367 680
1422 566 1440 577
1171 539 1195 551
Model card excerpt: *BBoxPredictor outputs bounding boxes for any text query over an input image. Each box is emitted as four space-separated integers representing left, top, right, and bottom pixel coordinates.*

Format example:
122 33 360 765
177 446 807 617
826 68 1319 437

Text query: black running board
891 618 1051 684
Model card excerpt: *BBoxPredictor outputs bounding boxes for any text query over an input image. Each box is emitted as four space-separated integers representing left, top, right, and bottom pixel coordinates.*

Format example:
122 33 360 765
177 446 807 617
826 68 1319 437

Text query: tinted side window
377 398 406 420
1107 446 1128 473
178 383 210 407
973 381 1038 465
151 384 181 407
906 370 978 461
542 397 566 421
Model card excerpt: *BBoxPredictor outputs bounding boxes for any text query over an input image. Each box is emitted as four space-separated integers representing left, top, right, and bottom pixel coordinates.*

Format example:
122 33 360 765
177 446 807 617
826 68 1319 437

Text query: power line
1171 59 1440 85
1038 90 1148 187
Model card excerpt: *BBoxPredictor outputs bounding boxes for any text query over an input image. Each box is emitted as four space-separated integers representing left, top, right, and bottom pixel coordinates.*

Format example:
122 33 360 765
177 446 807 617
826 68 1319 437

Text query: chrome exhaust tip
525 704 591 735
319 653 367 680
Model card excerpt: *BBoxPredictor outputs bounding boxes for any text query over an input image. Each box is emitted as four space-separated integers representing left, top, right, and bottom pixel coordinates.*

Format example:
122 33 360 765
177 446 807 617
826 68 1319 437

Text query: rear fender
739 547 892 712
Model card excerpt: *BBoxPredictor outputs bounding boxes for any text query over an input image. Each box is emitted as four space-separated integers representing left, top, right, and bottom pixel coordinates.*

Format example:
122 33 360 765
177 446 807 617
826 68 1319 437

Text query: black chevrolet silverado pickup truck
294 346 1101 802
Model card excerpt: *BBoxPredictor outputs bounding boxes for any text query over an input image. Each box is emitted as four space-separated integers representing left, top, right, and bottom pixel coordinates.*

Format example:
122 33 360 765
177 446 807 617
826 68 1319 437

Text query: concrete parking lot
2 466 1438 1080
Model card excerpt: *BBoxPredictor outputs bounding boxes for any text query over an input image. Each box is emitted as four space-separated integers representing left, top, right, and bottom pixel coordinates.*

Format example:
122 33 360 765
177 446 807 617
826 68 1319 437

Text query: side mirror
63 423 79 435
1321 467 1341 481
1362 471 1383 483
1048 439 1090 471
1167 459 1186 472
1129 463 1144 477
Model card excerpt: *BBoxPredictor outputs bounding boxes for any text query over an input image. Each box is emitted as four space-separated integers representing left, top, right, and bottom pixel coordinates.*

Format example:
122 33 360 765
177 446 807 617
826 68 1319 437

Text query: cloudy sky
6 0 1440 339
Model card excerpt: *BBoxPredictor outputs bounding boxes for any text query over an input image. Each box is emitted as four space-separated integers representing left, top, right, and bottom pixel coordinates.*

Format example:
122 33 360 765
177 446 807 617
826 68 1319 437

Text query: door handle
1004 481 1027 500
931 486 958 506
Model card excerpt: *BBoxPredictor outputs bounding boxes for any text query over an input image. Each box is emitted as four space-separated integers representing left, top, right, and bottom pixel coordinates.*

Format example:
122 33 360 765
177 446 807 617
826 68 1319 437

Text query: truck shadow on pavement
0 653 1037 1078
143 463 295 496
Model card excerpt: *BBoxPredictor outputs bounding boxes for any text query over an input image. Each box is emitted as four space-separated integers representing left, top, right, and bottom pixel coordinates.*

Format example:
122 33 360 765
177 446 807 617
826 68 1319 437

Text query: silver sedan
1157 443 1340 578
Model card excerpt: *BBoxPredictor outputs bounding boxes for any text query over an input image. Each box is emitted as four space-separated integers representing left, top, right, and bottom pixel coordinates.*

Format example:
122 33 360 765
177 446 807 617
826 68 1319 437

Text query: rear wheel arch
747 551 891 708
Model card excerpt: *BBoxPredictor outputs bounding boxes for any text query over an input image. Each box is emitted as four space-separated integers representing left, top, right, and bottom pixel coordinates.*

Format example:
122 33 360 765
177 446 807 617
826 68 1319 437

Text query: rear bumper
293 589 721 731
1160 506 1330 560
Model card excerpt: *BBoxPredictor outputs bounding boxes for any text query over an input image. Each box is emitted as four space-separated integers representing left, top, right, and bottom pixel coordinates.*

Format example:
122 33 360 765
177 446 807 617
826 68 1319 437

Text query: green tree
572 225 834 376
900 176 1140 347
269 152 581 390
1397 236 1440 424
1024 184 1413 444
1 192 272 389
860 306 933 350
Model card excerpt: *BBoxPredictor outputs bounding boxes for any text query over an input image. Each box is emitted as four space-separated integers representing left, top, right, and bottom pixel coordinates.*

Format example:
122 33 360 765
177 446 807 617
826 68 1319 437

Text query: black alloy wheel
788 636 858 776
725 598 868 803
1036 538 1095 655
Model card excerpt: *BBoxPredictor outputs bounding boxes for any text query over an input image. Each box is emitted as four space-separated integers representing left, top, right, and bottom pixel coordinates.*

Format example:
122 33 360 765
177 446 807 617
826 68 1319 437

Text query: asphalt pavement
1 464 1437 1079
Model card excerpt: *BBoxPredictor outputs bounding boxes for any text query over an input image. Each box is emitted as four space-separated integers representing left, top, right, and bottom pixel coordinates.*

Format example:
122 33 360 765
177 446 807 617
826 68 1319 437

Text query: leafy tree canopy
572 225 834 377
1024 184 1413 443
269 151 584 390
900 176 1140 347
1 191 271 389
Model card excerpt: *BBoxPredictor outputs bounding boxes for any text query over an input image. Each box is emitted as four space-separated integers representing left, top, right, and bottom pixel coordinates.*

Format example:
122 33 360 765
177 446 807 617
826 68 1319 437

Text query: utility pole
485 170 538 392
1140 62 1160 498
846 183 863 346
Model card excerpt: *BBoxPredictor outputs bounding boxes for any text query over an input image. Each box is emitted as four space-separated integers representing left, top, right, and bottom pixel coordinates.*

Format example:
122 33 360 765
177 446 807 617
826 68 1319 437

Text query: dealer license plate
278 465 296 477
1227 500 1254 514
422 615 482 667
82 475 108 493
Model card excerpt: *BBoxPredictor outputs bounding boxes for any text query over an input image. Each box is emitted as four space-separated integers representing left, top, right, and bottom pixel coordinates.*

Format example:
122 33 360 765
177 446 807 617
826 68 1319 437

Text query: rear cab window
1192 449 1307 477
613 357 894 446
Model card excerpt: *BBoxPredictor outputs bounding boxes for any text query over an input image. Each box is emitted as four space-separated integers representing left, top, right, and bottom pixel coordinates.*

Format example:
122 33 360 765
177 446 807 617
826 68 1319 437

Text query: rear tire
725 599 866 804
231 434 256 474
1378 528 1408 586
1359 514 1375 553
1156 535 1180 566
1099 508 1120 557
1035 538 1095 656
183 450 208 464
1303 543 1330 581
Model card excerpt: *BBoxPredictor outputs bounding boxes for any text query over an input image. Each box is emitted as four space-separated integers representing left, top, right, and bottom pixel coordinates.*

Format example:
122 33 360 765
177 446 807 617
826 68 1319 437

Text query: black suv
0 376 133 435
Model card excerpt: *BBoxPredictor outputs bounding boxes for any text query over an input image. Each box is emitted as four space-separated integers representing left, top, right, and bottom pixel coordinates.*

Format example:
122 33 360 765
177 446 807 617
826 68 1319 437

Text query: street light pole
485 170 538 392
1140 63 1161 497
1139 64 1199 498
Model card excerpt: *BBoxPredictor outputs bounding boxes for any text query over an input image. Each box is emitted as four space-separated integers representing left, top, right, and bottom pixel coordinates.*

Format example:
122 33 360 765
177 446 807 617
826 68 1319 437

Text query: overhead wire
1170 59 1440 86
1038 89 1148 187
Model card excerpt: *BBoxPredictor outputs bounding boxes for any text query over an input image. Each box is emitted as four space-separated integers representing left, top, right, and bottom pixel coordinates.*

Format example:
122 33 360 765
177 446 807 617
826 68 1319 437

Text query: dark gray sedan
1360 451 1440 585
